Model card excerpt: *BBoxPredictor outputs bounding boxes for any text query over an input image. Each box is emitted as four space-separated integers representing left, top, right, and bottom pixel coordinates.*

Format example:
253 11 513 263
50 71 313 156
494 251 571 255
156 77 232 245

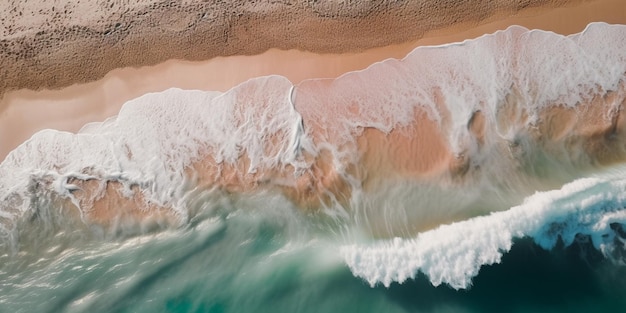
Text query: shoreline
0 2 623 234
5 23 624 232
1 0 625 161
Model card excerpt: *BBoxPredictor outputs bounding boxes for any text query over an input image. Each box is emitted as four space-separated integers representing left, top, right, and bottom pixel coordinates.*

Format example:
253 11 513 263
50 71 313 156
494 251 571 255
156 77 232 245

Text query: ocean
1 22 626 312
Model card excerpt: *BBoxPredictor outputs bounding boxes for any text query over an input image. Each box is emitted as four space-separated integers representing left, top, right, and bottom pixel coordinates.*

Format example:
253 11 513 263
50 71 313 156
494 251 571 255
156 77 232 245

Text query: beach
1 1 626 312
1 0 625 161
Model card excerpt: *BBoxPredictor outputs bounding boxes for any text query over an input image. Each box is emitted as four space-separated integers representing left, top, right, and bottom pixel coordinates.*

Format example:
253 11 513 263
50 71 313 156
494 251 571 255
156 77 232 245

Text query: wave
342 173 626 289
1 22 626 290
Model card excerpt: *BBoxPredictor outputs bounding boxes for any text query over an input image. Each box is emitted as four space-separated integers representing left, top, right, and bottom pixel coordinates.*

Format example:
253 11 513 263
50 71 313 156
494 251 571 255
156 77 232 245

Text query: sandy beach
1 0 625 161
0 0 584 93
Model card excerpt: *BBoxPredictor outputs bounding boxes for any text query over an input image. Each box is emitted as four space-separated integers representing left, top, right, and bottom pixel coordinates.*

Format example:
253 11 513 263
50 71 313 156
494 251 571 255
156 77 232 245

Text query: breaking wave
342 173 626 289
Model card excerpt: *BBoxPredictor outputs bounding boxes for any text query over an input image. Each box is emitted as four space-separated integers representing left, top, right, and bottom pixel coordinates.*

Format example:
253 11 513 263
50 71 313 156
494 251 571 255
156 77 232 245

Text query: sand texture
0 0 578 94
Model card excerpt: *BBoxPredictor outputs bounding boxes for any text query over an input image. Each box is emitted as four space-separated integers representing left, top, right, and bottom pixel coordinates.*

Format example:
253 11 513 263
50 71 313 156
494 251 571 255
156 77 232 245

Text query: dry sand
0 0 577 93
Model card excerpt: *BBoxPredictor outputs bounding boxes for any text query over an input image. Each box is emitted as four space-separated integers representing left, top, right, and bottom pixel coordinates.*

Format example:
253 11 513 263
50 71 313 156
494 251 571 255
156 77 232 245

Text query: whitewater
1 23 626 312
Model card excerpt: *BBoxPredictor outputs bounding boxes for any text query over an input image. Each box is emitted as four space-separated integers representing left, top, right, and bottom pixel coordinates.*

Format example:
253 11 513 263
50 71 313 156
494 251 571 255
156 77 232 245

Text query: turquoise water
1 194 625 313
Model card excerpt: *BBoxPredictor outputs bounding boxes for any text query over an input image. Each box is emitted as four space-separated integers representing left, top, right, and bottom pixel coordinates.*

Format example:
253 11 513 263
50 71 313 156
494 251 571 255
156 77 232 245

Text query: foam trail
286 85 306 164
341 175 626 289
0 76 310 247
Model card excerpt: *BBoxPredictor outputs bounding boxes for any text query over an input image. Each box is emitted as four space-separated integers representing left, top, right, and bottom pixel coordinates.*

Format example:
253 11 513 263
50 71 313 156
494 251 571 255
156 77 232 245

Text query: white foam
302 22 626 132
341 175 626 289
0 76 310 242
294 23 626 192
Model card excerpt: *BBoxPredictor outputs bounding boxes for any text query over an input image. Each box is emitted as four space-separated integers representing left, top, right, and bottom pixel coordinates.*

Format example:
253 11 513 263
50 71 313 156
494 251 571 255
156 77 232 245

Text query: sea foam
341 174 626 289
